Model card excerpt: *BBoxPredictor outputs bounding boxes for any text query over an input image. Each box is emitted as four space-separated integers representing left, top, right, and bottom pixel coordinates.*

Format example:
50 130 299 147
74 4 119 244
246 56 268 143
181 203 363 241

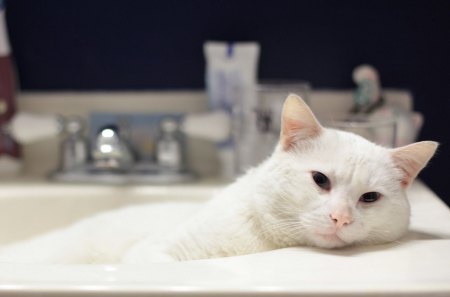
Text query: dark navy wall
5 0 450 203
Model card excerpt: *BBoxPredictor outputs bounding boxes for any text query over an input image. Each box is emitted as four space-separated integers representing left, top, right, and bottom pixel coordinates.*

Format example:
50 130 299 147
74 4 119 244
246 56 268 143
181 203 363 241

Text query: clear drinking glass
256 81 311 132
234 81 311 173
321 114 397 148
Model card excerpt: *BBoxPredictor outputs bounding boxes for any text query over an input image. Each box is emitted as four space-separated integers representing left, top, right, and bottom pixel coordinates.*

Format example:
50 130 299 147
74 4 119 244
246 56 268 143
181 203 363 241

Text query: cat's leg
0 203 200 264
0 226 89 264
0 214 124 264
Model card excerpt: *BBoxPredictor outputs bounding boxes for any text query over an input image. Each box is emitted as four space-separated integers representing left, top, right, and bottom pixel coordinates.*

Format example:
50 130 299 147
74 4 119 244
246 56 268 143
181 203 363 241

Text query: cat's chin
310 232 349 249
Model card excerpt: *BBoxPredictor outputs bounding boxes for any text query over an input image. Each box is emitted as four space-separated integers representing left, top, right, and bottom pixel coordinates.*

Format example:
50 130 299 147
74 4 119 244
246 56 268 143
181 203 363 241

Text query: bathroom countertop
0 179 449 297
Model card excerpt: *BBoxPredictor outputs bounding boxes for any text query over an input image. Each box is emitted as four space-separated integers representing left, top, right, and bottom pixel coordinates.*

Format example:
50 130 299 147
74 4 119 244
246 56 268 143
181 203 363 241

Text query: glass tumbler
234 81 311 173
322 114 397 148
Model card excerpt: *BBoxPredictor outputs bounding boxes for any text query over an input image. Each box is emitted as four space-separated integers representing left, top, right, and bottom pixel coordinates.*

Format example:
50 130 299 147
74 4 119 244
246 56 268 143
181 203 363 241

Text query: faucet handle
64 116 85 135
59 116 87 172
157 118 183 172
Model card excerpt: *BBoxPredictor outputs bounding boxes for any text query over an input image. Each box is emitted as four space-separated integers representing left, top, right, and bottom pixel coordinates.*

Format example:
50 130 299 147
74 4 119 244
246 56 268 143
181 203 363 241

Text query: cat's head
259 94 438 249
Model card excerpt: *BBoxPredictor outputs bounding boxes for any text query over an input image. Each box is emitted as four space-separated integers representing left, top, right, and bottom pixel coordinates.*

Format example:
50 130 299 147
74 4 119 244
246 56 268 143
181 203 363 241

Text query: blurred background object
204 41 260 177
2 0 449 201
321 64 424 148
0 0 21 176
236 81 311 171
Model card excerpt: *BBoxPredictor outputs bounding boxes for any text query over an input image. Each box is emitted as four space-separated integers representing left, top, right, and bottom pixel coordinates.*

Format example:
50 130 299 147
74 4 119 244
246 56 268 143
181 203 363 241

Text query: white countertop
0 179 449 297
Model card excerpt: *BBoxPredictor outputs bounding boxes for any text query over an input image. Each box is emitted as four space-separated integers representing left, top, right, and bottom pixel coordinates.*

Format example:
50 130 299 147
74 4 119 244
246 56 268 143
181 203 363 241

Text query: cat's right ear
391 141 438 188
280 94 323 150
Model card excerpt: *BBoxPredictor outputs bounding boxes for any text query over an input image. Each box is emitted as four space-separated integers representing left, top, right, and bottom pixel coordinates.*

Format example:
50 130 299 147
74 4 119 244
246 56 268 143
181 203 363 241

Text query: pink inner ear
281 118 320 150
391 141 438 188
393 153 420 188
399 168 413 188
282 118 303 150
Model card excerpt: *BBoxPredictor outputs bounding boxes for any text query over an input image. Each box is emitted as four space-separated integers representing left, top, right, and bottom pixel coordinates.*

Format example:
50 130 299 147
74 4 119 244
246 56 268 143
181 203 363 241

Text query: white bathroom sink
0 181 215 245
0 179 449 297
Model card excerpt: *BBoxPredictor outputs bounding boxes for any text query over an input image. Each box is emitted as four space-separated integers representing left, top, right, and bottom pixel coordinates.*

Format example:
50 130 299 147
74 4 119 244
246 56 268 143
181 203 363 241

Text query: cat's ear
280 94 323 150
391 141 438 188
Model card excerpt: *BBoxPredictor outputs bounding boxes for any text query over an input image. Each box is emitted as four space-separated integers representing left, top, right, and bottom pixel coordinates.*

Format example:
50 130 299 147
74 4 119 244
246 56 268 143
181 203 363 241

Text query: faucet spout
92 125 134 171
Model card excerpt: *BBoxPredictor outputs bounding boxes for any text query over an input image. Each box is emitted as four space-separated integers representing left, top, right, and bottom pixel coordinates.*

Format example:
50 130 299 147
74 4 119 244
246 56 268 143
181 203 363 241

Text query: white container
204 41 260 177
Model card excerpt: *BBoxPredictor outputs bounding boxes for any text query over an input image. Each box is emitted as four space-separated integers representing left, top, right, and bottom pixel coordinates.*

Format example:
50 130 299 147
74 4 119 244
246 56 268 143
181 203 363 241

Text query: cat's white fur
0 95 438 264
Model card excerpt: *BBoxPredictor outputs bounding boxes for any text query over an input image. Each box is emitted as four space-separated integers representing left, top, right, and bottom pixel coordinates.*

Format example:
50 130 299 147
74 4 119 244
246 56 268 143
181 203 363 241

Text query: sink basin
0 181 215 245
0 179 449 296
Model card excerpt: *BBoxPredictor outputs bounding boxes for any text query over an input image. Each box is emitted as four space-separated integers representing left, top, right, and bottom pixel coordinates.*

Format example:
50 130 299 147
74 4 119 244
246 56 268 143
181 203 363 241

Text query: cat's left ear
391 141 438 188
280 94 323 150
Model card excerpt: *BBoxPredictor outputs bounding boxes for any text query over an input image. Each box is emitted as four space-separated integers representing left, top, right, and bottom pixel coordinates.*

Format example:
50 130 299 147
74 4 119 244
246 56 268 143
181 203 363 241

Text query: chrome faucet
91 125 134 171
48 110 231 184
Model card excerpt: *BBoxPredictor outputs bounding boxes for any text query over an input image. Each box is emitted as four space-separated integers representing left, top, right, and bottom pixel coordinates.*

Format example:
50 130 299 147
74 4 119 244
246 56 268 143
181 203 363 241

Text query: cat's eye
312 171 331 191
359 192 381 203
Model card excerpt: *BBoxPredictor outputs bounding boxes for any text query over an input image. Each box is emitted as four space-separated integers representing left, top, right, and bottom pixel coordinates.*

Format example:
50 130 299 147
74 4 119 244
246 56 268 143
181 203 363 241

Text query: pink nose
330 212 353 228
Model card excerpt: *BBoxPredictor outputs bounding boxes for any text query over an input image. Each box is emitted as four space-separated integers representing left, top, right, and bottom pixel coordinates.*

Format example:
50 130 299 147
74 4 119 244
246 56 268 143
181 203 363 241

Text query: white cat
0 95 438 264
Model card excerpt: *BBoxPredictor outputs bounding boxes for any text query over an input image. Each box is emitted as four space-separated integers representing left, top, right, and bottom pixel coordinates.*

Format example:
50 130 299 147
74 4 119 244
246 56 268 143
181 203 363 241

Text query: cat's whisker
256 220 308 244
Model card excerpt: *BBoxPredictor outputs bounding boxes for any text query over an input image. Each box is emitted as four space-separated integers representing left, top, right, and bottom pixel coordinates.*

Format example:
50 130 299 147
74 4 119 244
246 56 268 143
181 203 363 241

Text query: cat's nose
329 212 353 228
